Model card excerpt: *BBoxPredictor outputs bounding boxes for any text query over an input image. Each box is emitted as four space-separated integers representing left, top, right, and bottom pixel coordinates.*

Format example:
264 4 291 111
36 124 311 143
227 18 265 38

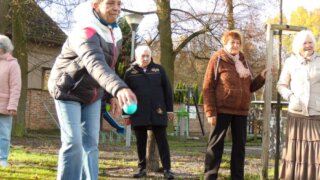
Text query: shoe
133 168 147 178
164 169 174 179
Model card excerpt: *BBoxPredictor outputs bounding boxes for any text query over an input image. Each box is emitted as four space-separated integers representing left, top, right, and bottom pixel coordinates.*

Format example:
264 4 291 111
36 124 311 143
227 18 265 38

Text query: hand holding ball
123 102 137 114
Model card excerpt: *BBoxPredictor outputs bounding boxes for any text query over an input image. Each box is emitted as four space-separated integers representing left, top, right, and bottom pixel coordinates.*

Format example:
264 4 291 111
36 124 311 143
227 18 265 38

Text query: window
42 68 51 90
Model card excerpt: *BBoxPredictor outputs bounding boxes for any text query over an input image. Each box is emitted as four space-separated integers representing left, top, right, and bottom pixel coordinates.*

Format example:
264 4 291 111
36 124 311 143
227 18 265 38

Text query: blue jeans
0 114 13 167
54 99 101 180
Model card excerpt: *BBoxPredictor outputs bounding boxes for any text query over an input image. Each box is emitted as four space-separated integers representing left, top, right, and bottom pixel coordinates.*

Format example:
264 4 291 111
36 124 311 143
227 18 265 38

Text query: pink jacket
0 53 21 115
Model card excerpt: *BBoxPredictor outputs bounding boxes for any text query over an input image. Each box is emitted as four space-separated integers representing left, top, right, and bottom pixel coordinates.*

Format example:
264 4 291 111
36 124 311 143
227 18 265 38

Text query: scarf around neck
298 51 315 63
223 49 251 78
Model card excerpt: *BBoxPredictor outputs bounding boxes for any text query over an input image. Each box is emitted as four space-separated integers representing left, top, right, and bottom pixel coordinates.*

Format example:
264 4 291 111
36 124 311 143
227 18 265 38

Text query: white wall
27 43 61 89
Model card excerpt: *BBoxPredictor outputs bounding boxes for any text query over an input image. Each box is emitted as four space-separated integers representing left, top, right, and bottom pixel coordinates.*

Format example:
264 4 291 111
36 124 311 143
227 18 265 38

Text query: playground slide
103 111 126 135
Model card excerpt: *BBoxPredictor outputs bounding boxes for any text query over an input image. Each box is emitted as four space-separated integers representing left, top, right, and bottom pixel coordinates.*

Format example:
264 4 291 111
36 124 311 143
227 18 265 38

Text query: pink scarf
224 49 251 78
0 53 16 61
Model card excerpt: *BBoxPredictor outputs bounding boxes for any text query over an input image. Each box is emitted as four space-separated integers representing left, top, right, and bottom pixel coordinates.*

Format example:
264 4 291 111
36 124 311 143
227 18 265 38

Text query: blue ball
123 102 137 114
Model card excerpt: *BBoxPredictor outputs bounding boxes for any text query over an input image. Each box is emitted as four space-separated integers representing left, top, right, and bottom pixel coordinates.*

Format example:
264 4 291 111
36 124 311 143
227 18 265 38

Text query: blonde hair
292 30 315 55
135 45 152 57
0 34 14 53
221 30 243 50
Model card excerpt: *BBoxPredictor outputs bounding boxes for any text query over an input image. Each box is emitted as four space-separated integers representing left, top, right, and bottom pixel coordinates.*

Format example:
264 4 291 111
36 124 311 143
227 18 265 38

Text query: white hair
135 45 151 58
292 30 316 55
0 34 14 53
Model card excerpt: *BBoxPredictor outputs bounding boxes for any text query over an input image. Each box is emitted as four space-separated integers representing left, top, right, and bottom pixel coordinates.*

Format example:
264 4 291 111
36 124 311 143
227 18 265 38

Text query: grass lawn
0 131 275 179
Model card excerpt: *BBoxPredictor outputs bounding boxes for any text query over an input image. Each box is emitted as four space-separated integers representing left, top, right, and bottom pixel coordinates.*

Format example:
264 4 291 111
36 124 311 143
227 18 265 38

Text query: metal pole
186 87 191 138
192 91 205 136
126 30 136 147
274 52 282 179
130 30 136 62
125 124 131 147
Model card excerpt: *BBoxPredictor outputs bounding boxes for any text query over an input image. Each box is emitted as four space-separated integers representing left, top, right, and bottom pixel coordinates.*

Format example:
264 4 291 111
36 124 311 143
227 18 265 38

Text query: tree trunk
226 0 235 30
152 0 211 171
146 130 160 171
142 0 175 172
0 0 10 33
156 0 175 86
11 0 28 137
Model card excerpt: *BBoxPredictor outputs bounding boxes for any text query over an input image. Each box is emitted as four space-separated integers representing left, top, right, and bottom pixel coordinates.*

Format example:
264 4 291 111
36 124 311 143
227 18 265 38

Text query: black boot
133 168 147 178
163 169 174 179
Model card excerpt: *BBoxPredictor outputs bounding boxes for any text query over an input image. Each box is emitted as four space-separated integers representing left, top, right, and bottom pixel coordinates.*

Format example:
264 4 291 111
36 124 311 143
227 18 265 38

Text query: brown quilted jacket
203 49 265 117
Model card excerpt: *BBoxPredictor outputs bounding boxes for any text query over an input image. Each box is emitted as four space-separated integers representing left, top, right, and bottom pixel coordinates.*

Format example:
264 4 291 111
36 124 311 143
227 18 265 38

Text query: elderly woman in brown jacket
203 30 267 180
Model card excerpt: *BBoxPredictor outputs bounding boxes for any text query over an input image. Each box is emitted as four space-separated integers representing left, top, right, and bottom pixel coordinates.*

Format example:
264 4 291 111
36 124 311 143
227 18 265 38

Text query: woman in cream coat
277 30 320 179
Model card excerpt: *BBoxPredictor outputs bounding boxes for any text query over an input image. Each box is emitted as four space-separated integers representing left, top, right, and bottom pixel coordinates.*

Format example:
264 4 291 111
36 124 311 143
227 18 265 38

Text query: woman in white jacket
277 30 320 179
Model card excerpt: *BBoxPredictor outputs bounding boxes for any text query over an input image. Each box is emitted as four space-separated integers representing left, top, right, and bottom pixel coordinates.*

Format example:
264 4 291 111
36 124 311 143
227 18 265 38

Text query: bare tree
0 0 28 136
0 0 10 33
226 0 235 30
11 0 29 136
36 0 84 32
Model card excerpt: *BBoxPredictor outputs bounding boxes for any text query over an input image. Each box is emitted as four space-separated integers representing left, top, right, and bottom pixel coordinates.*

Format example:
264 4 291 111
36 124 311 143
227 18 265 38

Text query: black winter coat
124 61 173 127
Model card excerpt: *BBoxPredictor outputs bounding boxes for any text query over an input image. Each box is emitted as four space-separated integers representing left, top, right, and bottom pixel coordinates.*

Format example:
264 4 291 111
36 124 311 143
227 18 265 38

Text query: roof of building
6 1 67 46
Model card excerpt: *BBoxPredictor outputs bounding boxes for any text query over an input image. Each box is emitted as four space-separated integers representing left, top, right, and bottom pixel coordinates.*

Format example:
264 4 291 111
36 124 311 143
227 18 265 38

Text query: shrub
174 82 202 105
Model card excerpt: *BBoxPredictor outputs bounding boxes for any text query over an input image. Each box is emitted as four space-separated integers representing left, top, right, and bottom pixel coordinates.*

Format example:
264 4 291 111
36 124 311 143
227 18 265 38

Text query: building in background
4 1 66 130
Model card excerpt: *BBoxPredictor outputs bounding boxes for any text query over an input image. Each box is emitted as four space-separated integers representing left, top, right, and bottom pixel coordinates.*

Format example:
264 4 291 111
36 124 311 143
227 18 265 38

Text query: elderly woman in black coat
124 45 174 179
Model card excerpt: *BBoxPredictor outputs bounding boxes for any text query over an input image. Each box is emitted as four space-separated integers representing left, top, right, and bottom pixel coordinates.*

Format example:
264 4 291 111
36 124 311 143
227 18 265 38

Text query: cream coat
0 53 21 115
277 53 320 116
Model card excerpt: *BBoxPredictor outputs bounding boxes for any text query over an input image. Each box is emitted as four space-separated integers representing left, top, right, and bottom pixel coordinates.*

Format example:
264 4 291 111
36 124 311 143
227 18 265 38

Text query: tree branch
173 25 210 57
190 51 210 60
144 33 159 46
171 8 205 25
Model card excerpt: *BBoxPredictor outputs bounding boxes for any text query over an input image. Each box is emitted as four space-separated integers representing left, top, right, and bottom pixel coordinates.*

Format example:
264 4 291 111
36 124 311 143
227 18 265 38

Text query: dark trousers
134 126 171 170
204 113 247 180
